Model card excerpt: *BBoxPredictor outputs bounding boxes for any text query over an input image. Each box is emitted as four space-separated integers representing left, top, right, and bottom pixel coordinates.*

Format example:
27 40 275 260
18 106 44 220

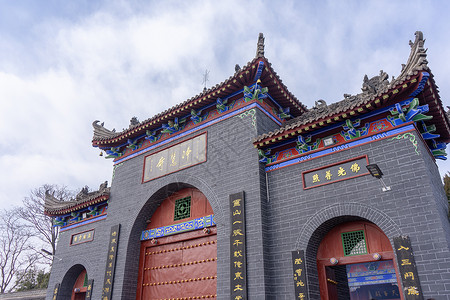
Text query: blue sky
1 0 450 209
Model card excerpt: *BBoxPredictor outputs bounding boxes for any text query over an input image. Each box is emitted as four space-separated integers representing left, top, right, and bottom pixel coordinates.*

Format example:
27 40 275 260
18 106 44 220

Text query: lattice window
341 230 367 256
174 196 191 221
83 273 88 287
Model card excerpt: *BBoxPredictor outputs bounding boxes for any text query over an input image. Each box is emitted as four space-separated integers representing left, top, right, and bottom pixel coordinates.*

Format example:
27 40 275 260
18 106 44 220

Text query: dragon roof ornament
93 120 117 140
399 31 428 79
44 181 110 215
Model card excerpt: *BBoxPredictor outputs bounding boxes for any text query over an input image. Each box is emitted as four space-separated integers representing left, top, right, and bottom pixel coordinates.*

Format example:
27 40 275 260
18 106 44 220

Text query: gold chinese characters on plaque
302 155 369 189
142 133 207 183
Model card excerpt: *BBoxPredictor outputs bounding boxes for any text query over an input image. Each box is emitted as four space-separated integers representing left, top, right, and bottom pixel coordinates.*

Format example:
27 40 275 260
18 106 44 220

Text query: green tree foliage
15 268 50 291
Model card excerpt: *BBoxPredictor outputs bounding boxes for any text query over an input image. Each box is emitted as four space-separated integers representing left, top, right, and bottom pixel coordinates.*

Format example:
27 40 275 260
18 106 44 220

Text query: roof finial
202 69 210 91
256 33 265 58
399 31 428 78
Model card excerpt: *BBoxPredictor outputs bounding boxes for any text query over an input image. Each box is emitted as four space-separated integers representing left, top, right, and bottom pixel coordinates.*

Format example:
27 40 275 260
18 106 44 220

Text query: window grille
174 196 191 221
341 230 367 256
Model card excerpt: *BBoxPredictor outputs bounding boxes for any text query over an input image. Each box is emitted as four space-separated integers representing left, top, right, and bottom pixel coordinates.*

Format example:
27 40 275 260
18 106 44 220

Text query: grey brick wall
265 130 450 299
46 108 450 300
47 107 279 299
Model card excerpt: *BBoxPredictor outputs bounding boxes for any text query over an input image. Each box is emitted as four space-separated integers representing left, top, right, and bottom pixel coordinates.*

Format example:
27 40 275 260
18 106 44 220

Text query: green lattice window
341 230 367 256
174 196 191 221
83 273 88 287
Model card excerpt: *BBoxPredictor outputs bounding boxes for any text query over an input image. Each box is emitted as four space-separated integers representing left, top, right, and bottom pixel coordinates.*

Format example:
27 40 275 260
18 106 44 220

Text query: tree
17 184 75 265
15 268 50 291
0 208 39 293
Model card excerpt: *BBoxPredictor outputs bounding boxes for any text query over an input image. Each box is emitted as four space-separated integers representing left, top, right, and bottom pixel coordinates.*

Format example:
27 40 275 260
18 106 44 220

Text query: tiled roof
91 34 307 148
254 31 450 146
44 182 109 216
0 289 46 300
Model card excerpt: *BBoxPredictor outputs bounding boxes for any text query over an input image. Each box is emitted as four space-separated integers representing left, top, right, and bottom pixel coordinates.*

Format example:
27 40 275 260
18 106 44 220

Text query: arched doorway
58 264 87 300
136 187 217 299
317 221 402 300
71 268 88 300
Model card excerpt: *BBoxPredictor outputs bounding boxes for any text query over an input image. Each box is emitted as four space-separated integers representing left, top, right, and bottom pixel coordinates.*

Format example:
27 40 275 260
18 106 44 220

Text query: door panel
139 233 217 299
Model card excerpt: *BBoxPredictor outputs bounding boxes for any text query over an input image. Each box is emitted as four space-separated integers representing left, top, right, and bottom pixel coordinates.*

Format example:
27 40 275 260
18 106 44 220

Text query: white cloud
1 0 450 208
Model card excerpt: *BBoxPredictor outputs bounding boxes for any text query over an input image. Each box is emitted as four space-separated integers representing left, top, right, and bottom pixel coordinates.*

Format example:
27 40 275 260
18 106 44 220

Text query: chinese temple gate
136 188 217 299
45 32 450 299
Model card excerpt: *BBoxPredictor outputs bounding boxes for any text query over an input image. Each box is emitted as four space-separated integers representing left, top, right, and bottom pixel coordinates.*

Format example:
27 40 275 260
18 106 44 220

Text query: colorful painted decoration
190 109 203 124
277 107 291 119
430 139 447 160
54 217 65 227
238 108 257 129
69 212 80 223
216 98 229 113
265 124 416 172
86 205 99 217
105 147 122 159
387 98 432 126
243 80 268 102
161 117 185 134
296 135 321 154
145 130 159 143
253 61 264 82
258 149 276 164
419 121 440 140
140 215 215 240
341 119 370 140
390 132 420 156
126 138 140 150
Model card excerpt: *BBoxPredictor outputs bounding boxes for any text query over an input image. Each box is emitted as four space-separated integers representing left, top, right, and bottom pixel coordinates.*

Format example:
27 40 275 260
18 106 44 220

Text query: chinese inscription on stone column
85 279 94 300
393 236 423 300
101 224 120 300
292 250 308 299
230 192 247 300
52 283 60 300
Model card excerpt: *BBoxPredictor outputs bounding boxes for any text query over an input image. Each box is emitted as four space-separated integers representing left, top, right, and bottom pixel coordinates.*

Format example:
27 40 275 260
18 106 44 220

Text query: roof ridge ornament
92 120 116 139
361 70 390 95
44 181 110 214
399 31 428 78
256 33 265 58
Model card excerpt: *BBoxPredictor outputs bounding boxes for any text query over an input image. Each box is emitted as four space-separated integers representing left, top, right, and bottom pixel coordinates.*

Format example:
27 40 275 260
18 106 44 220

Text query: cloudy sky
1 0 449 210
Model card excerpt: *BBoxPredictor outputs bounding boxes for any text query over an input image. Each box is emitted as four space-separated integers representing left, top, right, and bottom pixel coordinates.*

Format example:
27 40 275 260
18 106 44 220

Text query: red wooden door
71 269 87 300
73 292 86 300
138 228 217 299
136 188 217 299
